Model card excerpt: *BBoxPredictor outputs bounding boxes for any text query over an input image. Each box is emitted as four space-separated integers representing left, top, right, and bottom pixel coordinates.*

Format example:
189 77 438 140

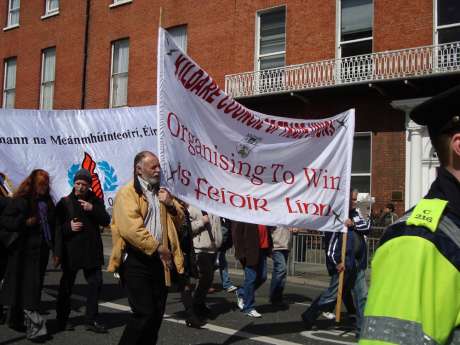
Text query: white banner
0 106 157 209
157 28 355 231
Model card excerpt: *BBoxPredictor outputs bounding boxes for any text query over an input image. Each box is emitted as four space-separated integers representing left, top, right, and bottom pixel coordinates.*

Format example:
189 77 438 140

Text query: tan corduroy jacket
107 180 184 287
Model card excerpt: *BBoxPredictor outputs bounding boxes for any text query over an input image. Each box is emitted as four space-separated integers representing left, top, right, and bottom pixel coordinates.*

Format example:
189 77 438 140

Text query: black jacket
0 196 55 310
55 190 110 270
0 196 8 215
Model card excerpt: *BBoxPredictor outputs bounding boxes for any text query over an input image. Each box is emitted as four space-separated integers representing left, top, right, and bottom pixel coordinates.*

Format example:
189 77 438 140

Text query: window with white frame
45 0 59 16
111 0 132 6
256 7 286 71
338 0 373 58
3 57 16 108
40 48 56 110
351 133 371 193
167 25 187 53
7 0 20 27
435 0 460 44
110 39 129 108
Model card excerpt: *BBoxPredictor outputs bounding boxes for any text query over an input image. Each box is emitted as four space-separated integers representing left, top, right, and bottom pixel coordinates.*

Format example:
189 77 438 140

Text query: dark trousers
56 266 102 323
118 248 167 345
192 252 216 309
0 250 7 317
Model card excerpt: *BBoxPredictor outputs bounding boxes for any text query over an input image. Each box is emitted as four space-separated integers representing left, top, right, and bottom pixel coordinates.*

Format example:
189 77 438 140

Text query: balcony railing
225 41 460 98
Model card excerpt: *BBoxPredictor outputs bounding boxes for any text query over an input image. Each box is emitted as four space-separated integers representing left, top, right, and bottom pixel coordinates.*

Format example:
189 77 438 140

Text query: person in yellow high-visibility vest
359 85 460 345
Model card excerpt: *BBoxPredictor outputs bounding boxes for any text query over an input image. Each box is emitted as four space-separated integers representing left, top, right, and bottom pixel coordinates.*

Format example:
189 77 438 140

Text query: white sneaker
235 291 244 311
226 285 237 293
322 312 335 320
246 309 262 318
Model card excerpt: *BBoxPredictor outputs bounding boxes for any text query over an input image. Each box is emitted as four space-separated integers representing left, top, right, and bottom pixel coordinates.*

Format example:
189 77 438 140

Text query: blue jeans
302 268 367 333
269 250 289 302
218 250 233 290
237 250 268 312
351 269 367 333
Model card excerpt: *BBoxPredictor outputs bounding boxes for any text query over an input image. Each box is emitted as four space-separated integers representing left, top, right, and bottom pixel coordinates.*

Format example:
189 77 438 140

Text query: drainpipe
81 0 91 109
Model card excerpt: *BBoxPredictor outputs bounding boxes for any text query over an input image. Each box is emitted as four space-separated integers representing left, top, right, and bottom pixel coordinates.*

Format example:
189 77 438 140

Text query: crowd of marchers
0 152 371 344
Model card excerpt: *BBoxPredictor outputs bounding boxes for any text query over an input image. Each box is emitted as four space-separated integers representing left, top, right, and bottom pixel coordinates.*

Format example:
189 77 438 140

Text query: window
256 7 286 70
436 0 460 44
44 0 59 16
351 133 371 193
110 39 129 108
338 0 373 81
168 25 187 53
3 57 16 108
110 0 132 7
40 48 56 110
339 0 373 56
435 0 460 70
7 0 20 27
255 7 286 92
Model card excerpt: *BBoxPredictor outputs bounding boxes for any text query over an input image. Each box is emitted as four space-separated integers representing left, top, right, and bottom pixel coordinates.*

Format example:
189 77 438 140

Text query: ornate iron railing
225 41 460 98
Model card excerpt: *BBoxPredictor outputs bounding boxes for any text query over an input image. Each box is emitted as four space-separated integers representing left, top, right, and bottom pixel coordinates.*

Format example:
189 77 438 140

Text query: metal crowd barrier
226 227 385 277
288 230 383 276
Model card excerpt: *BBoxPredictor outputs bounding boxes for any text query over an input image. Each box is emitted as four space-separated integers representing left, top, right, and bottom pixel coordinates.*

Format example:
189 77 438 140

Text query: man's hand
70 219 83 232
288 227 300 234
158 188 173 207
52 256 61 268
26 217 38 226
78 199 93 211
336 262 345 273
158 244 172 268
202 215 210 224
344 218 354 227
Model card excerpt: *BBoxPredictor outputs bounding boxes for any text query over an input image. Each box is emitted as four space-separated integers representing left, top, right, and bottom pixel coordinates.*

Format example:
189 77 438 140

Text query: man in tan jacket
108 151 184 345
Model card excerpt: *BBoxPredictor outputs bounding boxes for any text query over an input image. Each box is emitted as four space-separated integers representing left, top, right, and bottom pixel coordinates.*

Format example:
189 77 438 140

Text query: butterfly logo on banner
67 152 119 200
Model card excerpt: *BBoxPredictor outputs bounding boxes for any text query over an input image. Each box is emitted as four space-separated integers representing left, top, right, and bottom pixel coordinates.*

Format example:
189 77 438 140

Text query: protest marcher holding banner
302 190 370 337
108 151 185 345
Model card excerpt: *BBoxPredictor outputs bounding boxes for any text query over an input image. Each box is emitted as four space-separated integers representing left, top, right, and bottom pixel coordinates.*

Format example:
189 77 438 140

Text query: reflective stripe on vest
452 329 460 344
452 328 460 344
439 216 460 249
360 316 438 345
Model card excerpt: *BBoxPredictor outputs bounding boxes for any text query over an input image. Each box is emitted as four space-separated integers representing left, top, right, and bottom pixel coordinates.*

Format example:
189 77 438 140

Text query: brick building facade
1 0 460 216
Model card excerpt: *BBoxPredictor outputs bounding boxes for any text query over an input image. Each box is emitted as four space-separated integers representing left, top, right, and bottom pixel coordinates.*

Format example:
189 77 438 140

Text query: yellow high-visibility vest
359 199 460 345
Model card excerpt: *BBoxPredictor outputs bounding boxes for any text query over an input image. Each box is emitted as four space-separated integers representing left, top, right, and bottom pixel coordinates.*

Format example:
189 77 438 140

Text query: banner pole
159 7 163 28
335 230 348 322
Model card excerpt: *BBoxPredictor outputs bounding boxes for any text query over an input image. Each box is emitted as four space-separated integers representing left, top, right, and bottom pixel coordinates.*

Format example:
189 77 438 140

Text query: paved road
0 263 359 345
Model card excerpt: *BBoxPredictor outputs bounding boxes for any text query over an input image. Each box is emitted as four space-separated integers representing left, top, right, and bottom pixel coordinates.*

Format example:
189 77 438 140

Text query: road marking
99 301 131 312
100 300 305 345
300 330 357 344
45 288 347 345
294 302 311 306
